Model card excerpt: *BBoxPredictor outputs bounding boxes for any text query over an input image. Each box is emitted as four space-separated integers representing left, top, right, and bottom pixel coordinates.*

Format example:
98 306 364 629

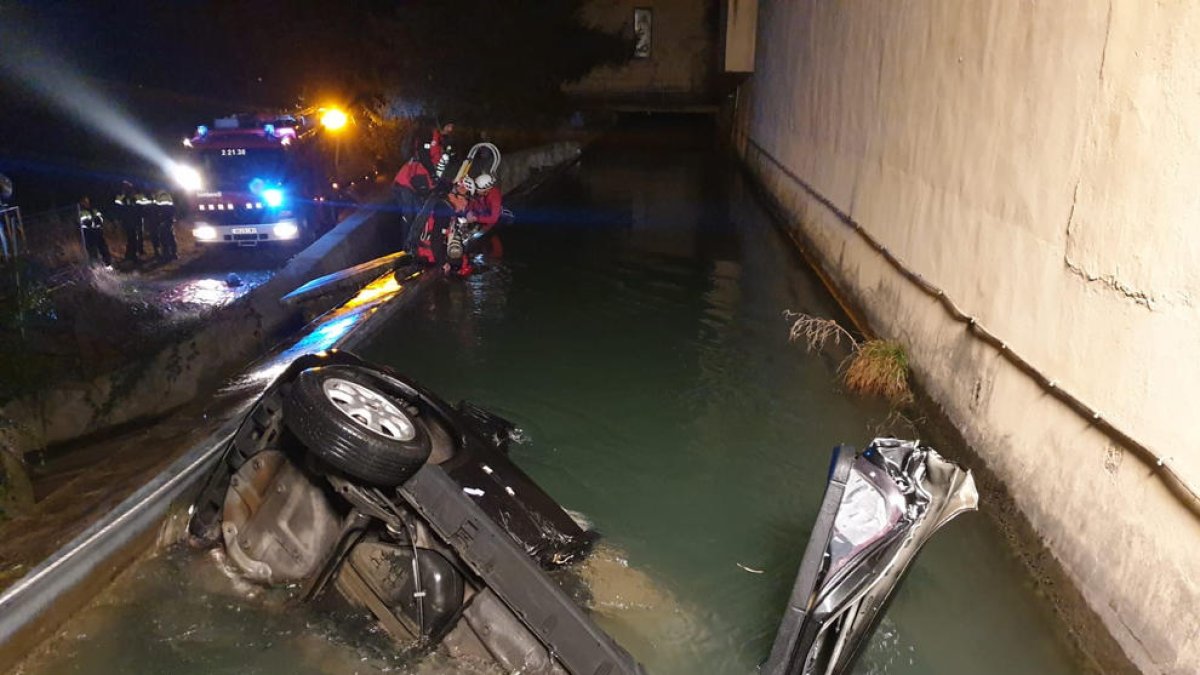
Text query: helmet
474 173 495 193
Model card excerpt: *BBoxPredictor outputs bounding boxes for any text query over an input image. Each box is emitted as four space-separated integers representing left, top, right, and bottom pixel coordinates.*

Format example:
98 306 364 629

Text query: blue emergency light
263 188 284 207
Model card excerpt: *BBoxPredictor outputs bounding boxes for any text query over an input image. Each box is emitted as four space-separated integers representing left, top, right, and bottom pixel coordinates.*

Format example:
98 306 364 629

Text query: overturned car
763 439 979 675
187 350 645 674
184 351 976 675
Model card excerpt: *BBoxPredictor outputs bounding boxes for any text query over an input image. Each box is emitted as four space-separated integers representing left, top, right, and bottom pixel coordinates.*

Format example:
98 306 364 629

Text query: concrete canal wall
0 142 582 457
731 2 1200 673
567 0 716 104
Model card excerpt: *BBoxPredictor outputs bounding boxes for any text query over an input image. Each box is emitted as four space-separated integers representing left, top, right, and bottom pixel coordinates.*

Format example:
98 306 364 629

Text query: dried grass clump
843 339 911 403
785 311 912 404
785 311 856 353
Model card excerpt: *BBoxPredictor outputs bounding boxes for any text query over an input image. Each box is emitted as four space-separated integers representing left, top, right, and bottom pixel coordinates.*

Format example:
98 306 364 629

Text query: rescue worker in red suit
392 119 455 252
414 175 471 269
414 173 503 277
456 172 503 276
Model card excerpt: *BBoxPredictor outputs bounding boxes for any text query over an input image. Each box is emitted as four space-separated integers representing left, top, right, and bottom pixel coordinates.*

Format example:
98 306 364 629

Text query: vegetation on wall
786 311 912 404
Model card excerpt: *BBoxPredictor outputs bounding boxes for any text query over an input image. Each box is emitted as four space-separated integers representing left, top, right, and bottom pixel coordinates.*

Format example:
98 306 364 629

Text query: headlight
273 222 299 239
193 225 218 241
168 162 203 192
263 188 284 207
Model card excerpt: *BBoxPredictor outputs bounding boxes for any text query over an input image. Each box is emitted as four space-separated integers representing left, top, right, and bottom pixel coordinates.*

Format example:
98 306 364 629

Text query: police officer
152 189 177 261
113 181 142 262
135 187 155 259
78 195 112 267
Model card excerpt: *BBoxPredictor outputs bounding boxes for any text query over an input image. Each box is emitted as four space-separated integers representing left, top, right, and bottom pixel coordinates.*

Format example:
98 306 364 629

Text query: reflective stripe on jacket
79 206 104 229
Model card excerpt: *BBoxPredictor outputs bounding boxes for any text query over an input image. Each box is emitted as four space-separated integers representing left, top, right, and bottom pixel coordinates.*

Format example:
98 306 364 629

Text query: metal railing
0 206 24 262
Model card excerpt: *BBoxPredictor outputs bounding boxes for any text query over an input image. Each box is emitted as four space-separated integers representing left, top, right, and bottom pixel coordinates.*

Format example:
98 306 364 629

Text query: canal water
355 123 1082 674
17 122 1084 674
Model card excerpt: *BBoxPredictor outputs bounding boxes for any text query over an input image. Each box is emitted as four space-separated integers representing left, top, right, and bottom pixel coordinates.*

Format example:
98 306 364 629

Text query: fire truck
176 113 335 247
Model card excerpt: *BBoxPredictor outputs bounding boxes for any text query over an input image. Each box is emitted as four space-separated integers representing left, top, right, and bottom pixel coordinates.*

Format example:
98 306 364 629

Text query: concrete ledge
0 200 396 453
501 142 583 198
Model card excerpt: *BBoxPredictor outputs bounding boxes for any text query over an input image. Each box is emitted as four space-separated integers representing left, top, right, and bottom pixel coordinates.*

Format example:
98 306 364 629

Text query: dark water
358 127 1083 674
18 125 1083 674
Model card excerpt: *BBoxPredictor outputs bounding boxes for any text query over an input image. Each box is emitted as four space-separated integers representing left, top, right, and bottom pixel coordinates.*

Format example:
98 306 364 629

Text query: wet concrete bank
0 142 583 461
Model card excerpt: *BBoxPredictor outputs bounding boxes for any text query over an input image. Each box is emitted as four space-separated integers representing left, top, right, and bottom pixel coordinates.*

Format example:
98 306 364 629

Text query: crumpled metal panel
221 450 341 584
764 438 979 675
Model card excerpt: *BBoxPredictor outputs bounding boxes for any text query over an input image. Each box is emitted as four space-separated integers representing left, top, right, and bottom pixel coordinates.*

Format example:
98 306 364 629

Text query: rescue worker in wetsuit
392 152 435 248
414 174 470 268
393 119 455 252
454 173 503 276
152 189 177 261
78 195 112 267
113 181 146 262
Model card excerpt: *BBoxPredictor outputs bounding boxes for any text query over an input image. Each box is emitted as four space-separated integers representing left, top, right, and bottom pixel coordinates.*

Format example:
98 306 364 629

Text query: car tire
283 365 432 486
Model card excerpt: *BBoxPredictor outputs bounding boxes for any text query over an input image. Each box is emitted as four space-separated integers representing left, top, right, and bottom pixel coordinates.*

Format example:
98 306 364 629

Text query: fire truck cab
183 114 332 247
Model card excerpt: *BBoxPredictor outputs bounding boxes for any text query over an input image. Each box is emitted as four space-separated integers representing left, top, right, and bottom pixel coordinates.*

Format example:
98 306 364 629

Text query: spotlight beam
0 15 174 174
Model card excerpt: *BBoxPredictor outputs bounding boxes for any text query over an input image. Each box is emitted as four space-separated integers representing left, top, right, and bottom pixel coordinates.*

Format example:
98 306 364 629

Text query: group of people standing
391 119 504 277
77 181 177 267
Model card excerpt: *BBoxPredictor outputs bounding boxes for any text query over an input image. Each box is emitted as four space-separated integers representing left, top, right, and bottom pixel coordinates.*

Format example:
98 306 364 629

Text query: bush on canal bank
0 444 34 522
844 339 911 404
785 311 913 404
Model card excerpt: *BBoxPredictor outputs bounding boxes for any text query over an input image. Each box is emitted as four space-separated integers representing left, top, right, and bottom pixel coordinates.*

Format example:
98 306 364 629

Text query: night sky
0 1 626 209
0 1 381 208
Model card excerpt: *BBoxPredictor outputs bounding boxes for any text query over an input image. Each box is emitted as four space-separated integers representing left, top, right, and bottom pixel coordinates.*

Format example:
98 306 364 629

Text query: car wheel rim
322 377 416 441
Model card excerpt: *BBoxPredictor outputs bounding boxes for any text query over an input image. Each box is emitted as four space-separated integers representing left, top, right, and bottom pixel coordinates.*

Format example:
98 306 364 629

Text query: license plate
231 227 257 235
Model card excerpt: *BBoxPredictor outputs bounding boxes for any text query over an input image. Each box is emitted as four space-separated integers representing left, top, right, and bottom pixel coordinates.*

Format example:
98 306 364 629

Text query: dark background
0 1 628 211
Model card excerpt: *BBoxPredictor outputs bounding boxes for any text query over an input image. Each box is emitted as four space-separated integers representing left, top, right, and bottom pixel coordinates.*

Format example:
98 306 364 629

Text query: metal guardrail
0 272 432 672
0 206 25 262
0 415 245 669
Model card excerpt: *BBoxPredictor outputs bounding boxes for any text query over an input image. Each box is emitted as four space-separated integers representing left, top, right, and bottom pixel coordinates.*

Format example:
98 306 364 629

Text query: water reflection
16 546 496 675
359 143 1083 674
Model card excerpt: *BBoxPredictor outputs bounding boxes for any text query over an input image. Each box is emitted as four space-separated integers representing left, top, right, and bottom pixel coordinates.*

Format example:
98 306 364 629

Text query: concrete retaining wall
733 2 1200 673
0 142 582 455
500 142 583 197
566 0 715 102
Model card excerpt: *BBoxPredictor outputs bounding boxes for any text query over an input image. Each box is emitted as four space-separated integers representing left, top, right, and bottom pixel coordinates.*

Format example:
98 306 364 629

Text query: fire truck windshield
197 147 288 191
